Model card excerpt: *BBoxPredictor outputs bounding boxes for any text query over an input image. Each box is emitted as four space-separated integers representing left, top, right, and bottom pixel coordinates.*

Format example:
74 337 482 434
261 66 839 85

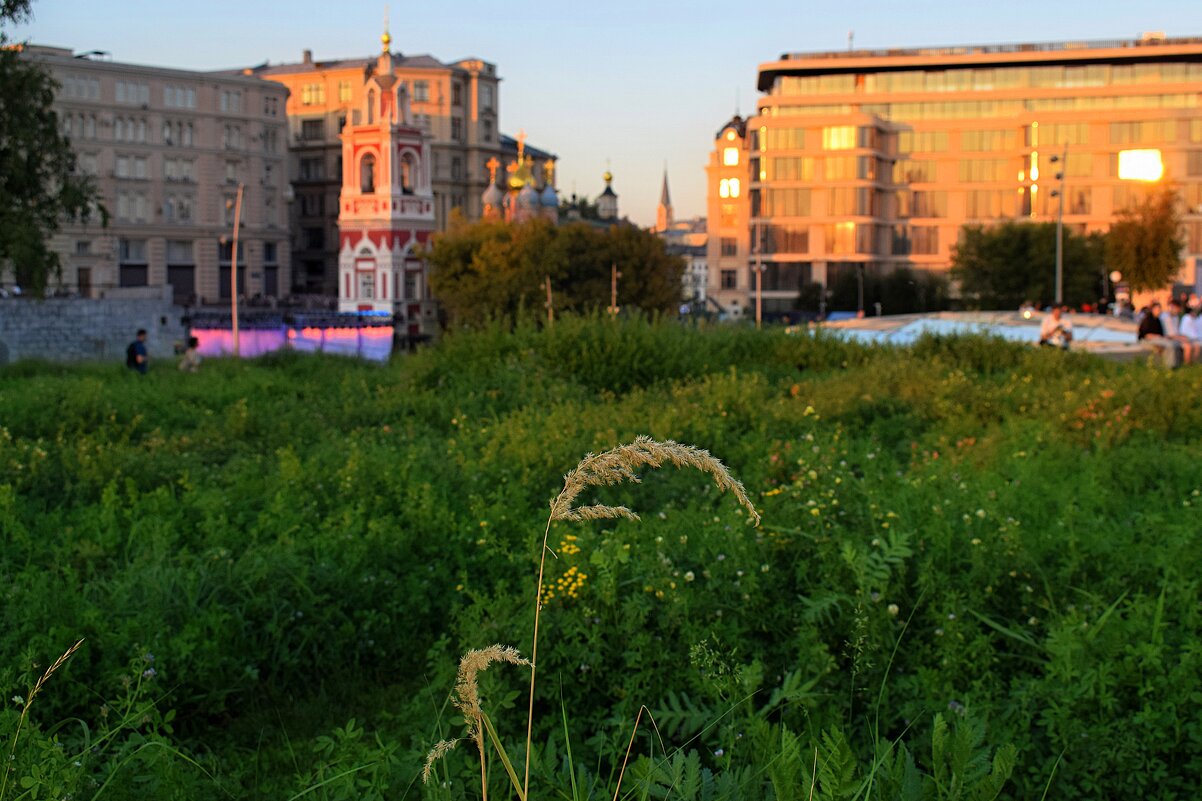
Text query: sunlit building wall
708 35 1202 315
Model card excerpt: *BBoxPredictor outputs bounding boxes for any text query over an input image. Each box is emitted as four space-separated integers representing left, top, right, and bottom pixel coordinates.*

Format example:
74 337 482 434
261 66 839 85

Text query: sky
11 0 1199 227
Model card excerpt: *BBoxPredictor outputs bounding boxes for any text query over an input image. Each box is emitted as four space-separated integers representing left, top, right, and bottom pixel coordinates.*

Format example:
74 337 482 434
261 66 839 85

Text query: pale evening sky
11 0 1198 227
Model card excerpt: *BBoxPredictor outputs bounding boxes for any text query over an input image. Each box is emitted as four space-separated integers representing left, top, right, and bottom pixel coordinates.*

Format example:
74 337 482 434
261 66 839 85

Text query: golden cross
486 157 500 184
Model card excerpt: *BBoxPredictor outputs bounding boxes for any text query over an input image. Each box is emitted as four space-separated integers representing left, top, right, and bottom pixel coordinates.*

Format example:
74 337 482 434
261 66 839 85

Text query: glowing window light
1117 149 1164 181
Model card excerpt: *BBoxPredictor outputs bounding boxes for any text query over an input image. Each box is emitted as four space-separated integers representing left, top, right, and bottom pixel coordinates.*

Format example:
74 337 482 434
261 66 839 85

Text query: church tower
337 27 437 340
655 168 673 233
597 170 618 221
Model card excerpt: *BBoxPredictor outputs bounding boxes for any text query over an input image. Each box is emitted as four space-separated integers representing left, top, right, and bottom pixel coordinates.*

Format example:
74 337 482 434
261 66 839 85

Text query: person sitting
1038 305 1073 349
1162 298 1199 364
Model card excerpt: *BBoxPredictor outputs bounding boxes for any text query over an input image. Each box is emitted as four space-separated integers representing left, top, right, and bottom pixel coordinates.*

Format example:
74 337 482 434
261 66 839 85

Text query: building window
451 156 462 180
300 193 323 217
720 237 737 257
301 83 324 105
114 155 149 179
719 178 740 199
482 119 493 142
304 227 325 250
263 127 280 153
118 238 148 286
164 85 196 109
720 270 737 289
338 80 352 103
222 125 243 149
219 90 242 113
480 84 494 110
451 117 463 142
115 191 149 222
413 81 429 102
115 81 149 105
452 83 463 106
299 157 324 181
722 147 739 166
360 153 376 192
822 126 856 150
911 226 939 255
264 96 279 116
301 119 324 141
358 272 375 299
164 157 195 182
162 194 193 222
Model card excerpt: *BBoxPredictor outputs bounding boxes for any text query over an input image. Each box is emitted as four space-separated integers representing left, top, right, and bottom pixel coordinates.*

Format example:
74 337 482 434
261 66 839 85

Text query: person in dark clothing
1138 303 1165 340
126 329 148 374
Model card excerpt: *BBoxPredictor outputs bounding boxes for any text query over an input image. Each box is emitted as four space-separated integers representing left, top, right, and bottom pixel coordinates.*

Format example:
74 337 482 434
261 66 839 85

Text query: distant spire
381 4 392 52
656 166 673 233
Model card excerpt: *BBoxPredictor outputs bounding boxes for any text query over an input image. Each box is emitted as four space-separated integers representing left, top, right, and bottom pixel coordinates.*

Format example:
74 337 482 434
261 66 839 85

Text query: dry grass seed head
550 436 760 525
421 738 460 784
453 645 531 744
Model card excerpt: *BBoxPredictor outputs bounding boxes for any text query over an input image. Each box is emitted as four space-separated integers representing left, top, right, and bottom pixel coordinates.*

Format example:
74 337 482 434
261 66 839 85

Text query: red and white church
336 32 437 340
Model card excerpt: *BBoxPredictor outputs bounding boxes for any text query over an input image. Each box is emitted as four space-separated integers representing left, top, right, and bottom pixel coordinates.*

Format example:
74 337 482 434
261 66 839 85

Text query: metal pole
856 265 864 315
754 222 762 329
1054 145 1066 306
609 263 619 315
231 183 244 356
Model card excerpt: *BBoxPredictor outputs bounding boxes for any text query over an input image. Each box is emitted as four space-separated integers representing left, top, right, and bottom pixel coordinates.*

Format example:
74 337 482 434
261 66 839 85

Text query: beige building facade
708 35 1202 316
252 45 502 294
23 45 291 304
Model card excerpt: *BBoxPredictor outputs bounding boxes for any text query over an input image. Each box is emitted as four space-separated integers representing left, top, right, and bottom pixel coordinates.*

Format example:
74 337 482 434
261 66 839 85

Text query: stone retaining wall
0 286 186 365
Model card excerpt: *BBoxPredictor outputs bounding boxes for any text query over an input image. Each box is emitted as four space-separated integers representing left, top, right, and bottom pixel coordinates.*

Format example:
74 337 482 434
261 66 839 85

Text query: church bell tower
337 27 437 339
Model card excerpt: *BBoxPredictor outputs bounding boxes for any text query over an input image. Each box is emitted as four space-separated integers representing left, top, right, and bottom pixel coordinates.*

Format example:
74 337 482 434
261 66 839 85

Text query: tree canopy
1104 187 1184 293
425 217 685 325
1 0 104 296
950 221 1104 309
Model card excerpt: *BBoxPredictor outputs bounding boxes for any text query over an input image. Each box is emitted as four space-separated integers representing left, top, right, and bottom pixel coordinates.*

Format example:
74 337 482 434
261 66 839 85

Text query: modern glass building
707 34 1202 316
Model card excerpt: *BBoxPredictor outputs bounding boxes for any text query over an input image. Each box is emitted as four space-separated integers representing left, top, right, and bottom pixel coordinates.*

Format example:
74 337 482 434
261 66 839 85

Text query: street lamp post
226 183 244 356
1049 145 1067 306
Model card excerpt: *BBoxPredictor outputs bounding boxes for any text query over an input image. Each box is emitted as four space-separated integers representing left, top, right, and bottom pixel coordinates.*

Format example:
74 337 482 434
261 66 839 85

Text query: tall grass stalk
425 437 758 801
0 639 83 801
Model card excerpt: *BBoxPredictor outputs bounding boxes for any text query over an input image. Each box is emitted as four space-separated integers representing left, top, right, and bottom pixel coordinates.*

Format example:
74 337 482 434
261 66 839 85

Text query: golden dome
603 170 613 183
381 31 391 51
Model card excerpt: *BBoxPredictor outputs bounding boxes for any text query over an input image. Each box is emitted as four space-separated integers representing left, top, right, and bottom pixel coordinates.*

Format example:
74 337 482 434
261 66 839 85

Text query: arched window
360 153 376 193
400 152 416 193
367 90 376 124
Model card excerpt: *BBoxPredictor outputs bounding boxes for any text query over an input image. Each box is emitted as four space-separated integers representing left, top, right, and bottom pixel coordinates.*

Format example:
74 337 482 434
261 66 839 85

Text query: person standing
126 329 148 374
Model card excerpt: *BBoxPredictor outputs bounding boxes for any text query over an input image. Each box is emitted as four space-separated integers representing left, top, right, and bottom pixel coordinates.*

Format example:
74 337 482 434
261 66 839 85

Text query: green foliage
425 218 684 325
1104 187 1184 293
827 267 952 315
951 222 1103 309
0 1 105 296
2 319 1202 798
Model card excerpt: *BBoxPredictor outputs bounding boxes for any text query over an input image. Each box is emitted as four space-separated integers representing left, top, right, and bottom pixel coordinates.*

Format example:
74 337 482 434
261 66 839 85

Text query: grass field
1 316 1200 800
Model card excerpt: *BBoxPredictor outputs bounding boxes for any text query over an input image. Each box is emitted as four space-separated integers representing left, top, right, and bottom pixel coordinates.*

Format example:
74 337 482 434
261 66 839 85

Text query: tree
1 0 104 296
425 218 684 325
826 266 950 315
950 221 1103 309
1104 188 1184 293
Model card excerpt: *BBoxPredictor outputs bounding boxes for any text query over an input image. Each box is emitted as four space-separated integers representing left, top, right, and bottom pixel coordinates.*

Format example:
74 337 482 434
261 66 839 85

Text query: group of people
1136 298 1202 363
1036 298 1202 364
125 329 201 374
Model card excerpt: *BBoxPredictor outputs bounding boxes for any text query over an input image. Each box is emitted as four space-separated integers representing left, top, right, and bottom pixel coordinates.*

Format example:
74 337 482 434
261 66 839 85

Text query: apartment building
708 35 1202 316
23 45 291 304
251 46 502 294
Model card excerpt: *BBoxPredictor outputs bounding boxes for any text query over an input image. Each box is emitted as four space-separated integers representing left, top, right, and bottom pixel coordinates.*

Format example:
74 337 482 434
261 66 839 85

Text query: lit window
1117 149 1164 181
723 147 739 166
822 126 856 150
